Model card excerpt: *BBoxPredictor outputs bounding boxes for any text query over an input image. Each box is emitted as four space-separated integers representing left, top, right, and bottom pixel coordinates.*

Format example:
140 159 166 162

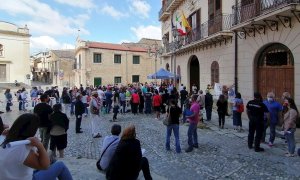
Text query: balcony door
208 0 222 35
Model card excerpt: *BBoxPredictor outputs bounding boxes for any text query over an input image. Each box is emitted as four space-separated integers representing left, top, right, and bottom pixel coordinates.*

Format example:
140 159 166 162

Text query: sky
0 0 162 54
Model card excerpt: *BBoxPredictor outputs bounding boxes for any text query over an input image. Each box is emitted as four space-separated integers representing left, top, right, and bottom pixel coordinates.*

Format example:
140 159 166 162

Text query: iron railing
233 0 300 25
166 14 233 51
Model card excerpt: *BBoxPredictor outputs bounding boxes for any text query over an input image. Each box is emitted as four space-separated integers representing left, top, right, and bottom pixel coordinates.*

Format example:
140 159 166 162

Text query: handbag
163 106 171 126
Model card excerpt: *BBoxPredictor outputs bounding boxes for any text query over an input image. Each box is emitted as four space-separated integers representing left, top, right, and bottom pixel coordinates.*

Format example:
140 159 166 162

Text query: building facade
0 21 31 84
74 38 160 87
159 0 300 104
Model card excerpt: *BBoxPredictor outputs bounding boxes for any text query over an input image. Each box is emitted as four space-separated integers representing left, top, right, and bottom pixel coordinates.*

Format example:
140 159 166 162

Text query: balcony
232 0 300 33
164 14 233 54
166 0 184 13
159 6 170 21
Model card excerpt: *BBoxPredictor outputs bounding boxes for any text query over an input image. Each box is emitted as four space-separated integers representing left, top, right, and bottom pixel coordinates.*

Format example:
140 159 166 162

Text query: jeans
205 107 212 120
70 102 75 115
187 123 198 147
166 124 181 153
269 123 276 144
39 127 50 151
218 112 225 126
132 103 138 114
248 119 264 149
120 100 126 113
145 102 152 114
63 103 70 117
140 157 152 180
75 115 82 132
19 101 22 110
105 100 112 114
84 103 88 115
33 161 73 180
6 102 10 112
285 128 296 154
233 111 242 126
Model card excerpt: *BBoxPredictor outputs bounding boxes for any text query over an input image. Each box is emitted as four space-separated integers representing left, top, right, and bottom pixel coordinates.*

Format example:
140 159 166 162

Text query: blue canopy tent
147 68 180 79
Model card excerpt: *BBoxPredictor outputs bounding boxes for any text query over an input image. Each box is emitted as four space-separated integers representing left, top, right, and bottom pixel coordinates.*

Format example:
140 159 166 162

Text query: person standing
204 90 213 121
4 89 12 112
105 88 113 114
165 99 182 153
262 92 282 146
144 88 153 114
75 95 85 133
34 94 53 150
20 87 28 111
185 95 200 153
81 91 89 117
112 100 120 122
197 90 205 121
61 88 71 117
131 91 140 115
138 90 144 114
30 87 38 107
217 94 228 129
282 98 298 157
119 89 126 114
180 87 188 111
49 104 69 158
90 91 101 138
152 90 162 120
246 92 269 152
232 92 244 131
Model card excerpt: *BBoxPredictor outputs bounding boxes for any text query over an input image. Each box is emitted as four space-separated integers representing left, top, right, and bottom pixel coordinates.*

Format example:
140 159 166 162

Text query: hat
91 91 98 96
254 92 262 99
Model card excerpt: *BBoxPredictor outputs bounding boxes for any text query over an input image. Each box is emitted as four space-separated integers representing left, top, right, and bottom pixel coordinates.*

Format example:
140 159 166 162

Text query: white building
0 21 31 84
159 0 300 103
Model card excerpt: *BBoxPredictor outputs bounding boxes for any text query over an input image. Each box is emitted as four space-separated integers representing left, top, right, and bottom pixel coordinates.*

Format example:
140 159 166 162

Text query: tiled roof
87 42 148 53
51 50 75 59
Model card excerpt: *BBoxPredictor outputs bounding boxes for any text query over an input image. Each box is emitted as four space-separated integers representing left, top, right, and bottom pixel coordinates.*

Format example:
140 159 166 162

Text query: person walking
262 92 282 146
90 91 101 138
185 95 200 153
153 90 162 120
165 99 182 153
180 86 188 111
34 94 53 150
246 92 269 152
282 98 298 157
4 89 12 112
204 90 213 121
232 92 244 131
49 104 69 158
75 95 85 133
217 94 228 129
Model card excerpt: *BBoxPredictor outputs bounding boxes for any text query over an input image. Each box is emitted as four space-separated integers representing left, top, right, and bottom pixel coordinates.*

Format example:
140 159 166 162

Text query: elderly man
90 91 102 138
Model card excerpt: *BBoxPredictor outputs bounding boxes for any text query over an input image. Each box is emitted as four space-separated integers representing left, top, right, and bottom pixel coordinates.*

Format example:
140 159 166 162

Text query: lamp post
147 42 164 84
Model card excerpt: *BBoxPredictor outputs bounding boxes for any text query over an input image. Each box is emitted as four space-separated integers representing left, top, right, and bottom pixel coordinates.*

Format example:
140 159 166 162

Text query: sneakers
255 147 265 152
185 146 193 153
285 153 295 157
93 133 102 138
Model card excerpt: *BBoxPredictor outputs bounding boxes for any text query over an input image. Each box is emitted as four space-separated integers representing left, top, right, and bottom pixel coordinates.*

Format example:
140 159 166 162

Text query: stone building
0 21 31 84
159 0 300 103
74 38 160 87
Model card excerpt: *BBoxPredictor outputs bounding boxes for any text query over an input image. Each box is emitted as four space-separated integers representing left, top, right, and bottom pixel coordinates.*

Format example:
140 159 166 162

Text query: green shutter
94 77 102 86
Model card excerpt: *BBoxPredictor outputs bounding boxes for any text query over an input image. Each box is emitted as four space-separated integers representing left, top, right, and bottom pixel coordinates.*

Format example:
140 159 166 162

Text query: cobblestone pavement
1 95 300 179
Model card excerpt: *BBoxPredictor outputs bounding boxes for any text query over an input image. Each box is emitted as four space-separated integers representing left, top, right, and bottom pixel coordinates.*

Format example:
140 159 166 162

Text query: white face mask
267 97 273 102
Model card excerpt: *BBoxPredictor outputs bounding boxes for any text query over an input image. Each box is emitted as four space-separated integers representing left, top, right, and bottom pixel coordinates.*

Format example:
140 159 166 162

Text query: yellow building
0 21 31 84
74 38 161 87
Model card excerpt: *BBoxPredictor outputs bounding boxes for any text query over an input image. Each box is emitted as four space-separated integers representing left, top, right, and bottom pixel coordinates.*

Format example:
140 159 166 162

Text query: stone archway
188 55 200 93
255 43 294 100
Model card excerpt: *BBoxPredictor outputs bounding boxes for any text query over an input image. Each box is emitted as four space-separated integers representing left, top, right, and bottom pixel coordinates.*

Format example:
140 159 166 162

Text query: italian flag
175 11 191 36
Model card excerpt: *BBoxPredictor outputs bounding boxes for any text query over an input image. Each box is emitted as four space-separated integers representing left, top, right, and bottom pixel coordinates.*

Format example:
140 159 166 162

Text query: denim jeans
39 127 50 151
145 102 152 114
205 107 212 120
33 161 73 180
165 124 181 153
233 111 242 126
106 100 112 114
269 123 276 144
285 128 296 154
120 100 126 113
6 102 10 112
70 102 75 114
19 101 22 110
63 103 70 117
187 123 198 147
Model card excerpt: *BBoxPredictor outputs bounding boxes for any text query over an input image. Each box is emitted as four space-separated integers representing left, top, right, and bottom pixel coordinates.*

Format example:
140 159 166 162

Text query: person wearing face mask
262 92 283 147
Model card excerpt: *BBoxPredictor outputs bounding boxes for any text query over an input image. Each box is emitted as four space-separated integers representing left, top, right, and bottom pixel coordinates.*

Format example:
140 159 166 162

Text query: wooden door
257 67 294 101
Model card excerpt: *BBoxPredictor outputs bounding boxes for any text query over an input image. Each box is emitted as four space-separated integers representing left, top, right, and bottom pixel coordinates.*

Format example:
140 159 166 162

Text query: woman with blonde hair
106 125 152 180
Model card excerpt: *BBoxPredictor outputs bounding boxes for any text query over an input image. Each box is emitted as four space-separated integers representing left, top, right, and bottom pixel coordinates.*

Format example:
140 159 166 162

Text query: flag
174 11 191 36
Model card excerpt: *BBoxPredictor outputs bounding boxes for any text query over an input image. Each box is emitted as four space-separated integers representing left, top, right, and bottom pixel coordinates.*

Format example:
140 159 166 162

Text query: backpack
236 103 244 113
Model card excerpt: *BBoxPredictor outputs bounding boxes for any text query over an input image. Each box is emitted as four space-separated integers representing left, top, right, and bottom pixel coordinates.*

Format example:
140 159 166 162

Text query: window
114 54 121 64
94 77 102 87
78 54 81 69
133 55 140 64
114 76 121 84
132 75 139 83
93 53 102 63
0 44 3 57
211 61 219 86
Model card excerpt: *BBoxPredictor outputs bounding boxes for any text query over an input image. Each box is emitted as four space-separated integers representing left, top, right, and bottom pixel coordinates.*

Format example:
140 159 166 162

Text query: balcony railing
164 14 232 53
233 0 300 25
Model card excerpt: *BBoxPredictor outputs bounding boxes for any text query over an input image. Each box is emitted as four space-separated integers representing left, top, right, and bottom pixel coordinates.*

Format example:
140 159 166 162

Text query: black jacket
106 139 142 180
75 100 85 115
34 103 53 128
217 100 228 114
50 111 69 131
205 93 213 108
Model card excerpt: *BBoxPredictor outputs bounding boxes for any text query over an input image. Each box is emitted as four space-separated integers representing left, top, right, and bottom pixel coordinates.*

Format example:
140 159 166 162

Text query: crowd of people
0 82 299 179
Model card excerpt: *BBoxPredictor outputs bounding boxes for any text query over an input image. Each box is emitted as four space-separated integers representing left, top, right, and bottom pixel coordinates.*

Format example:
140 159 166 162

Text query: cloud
100 5 129 20
0 0 90 36
131 25 161 40
31 36 75 52
129 0 151 18
54 0 95 9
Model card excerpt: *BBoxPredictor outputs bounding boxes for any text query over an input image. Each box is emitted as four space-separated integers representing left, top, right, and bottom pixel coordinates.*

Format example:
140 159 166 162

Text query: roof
51 49 75 59
87 42 149 53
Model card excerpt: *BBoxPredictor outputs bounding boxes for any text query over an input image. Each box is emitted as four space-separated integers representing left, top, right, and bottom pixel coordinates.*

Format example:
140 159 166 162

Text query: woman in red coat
152 90 162 120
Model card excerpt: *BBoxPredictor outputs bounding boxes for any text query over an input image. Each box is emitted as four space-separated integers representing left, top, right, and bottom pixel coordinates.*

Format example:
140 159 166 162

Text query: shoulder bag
96 137 119 171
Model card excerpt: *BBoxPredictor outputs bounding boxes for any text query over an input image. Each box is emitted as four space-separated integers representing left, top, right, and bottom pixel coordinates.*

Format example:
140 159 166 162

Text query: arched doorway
256 43 294 100
177 65 181 84
189 55 200 93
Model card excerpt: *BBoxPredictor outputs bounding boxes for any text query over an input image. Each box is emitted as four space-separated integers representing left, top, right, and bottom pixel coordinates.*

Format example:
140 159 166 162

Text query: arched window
166 63 170 71
0 44 3 57
211 61 219 86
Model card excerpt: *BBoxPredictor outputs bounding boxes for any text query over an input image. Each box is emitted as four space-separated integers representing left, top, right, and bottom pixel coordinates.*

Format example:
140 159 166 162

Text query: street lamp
147 42 164 84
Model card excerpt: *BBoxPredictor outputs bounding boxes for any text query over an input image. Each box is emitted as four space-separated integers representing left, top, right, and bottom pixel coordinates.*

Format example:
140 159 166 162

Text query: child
112 100 120 122
182 101 193 124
